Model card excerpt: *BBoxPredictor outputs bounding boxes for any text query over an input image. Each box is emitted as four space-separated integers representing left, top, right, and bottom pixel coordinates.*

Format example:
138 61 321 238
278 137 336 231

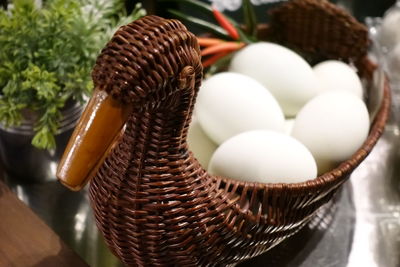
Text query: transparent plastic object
366 1 400 86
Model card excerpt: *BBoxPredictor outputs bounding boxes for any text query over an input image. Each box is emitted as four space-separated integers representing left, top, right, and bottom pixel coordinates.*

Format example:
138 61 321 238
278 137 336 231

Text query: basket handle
269 0 369 64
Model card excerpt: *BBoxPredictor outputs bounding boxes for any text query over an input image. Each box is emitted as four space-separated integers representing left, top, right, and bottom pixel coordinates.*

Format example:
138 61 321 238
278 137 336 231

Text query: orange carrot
202 52 229 68
212 7 240 40
197 37 225 47
201 42 245 57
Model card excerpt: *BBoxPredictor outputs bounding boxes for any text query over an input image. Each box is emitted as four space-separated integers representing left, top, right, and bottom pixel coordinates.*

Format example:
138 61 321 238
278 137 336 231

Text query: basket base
238 186 354 266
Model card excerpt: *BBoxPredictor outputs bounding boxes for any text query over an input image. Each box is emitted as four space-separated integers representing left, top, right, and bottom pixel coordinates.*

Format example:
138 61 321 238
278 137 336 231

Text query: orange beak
57 88 131 191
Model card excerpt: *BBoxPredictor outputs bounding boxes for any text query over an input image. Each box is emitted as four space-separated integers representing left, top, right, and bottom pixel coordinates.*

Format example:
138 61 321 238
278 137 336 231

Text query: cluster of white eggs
188 42 370 184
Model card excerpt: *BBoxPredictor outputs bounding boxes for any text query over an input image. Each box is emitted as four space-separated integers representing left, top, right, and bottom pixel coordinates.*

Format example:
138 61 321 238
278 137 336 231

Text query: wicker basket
79 0 390 266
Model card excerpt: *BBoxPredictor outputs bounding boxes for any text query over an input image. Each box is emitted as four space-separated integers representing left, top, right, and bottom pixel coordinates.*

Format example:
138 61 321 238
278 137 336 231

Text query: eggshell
284 119 295 135
196 72 285 145
208 130 317 184
187 115 218 169
313 60 363 98
292 91 370 174
229 42 320 116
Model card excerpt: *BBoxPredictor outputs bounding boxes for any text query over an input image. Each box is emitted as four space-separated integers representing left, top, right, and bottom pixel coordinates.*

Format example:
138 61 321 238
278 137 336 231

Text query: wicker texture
269 0 369 62
88 1 390 266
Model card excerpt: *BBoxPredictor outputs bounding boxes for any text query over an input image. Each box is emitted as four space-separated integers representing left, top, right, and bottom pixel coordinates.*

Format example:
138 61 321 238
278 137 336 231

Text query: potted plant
0 0 146 182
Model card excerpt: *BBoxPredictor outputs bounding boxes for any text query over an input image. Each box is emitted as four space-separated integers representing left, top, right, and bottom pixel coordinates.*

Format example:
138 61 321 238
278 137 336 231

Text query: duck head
57 16 203 191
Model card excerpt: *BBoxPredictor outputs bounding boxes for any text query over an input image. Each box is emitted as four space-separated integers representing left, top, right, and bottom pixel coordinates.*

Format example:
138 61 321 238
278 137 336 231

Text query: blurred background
0 0 397 22
1 0 400 267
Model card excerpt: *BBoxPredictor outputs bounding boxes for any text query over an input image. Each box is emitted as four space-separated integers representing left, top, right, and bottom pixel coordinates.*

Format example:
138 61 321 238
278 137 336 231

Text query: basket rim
216 64 391 196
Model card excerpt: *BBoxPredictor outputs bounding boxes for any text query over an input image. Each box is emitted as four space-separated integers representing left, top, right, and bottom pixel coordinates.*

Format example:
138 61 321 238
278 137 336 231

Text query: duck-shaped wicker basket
57 0 390 266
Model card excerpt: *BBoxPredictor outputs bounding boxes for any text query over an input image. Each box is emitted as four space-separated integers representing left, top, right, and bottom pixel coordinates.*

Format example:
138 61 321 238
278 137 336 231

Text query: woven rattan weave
81 0 389 266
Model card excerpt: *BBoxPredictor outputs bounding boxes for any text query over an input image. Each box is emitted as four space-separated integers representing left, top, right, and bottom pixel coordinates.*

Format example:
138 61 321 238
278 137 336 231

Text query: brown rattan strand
87 1 390 267
269 0 369 63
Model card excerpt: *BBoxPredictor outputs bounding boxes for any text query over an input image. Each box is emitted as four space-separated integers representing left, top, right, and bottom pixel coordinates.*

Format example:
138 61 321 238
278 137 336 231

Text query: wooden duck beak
57 88 131 191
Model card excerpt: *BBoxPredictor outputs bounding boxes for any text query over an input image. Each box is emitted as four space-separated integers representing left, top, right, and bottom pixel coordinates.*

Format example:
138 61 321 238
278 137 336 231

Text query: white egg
196 72 285 145
284 119 295 135
208 130 317 184
292 91 370 174
187 115 218 169
229 42 320 116
313 60 363 98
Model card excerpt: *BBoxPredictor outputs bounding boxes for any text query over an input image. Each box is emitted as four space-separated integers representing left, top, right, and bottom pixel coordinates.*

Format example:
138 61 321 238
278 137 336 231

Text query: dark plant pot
0 100 83 183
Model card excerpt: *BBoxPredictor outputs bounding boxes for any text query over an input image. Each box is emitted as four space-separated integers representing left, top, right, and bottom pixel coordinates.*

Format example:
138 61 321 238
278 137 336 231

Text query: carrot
200 42 245 57
212 7 240 40
197 37 225 47
202 52 229 68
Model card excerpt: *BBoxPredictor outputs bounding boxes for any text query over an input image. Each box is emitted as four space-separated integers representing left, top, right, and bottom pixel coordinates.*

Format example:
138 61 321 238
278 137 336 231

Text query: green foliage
0 0 146 149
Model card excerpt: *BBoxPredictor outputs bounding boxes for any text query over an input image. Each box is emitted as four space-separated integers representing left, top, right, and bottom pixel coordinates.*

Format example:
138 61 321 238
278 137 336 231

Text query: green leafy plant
0 0 145 149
